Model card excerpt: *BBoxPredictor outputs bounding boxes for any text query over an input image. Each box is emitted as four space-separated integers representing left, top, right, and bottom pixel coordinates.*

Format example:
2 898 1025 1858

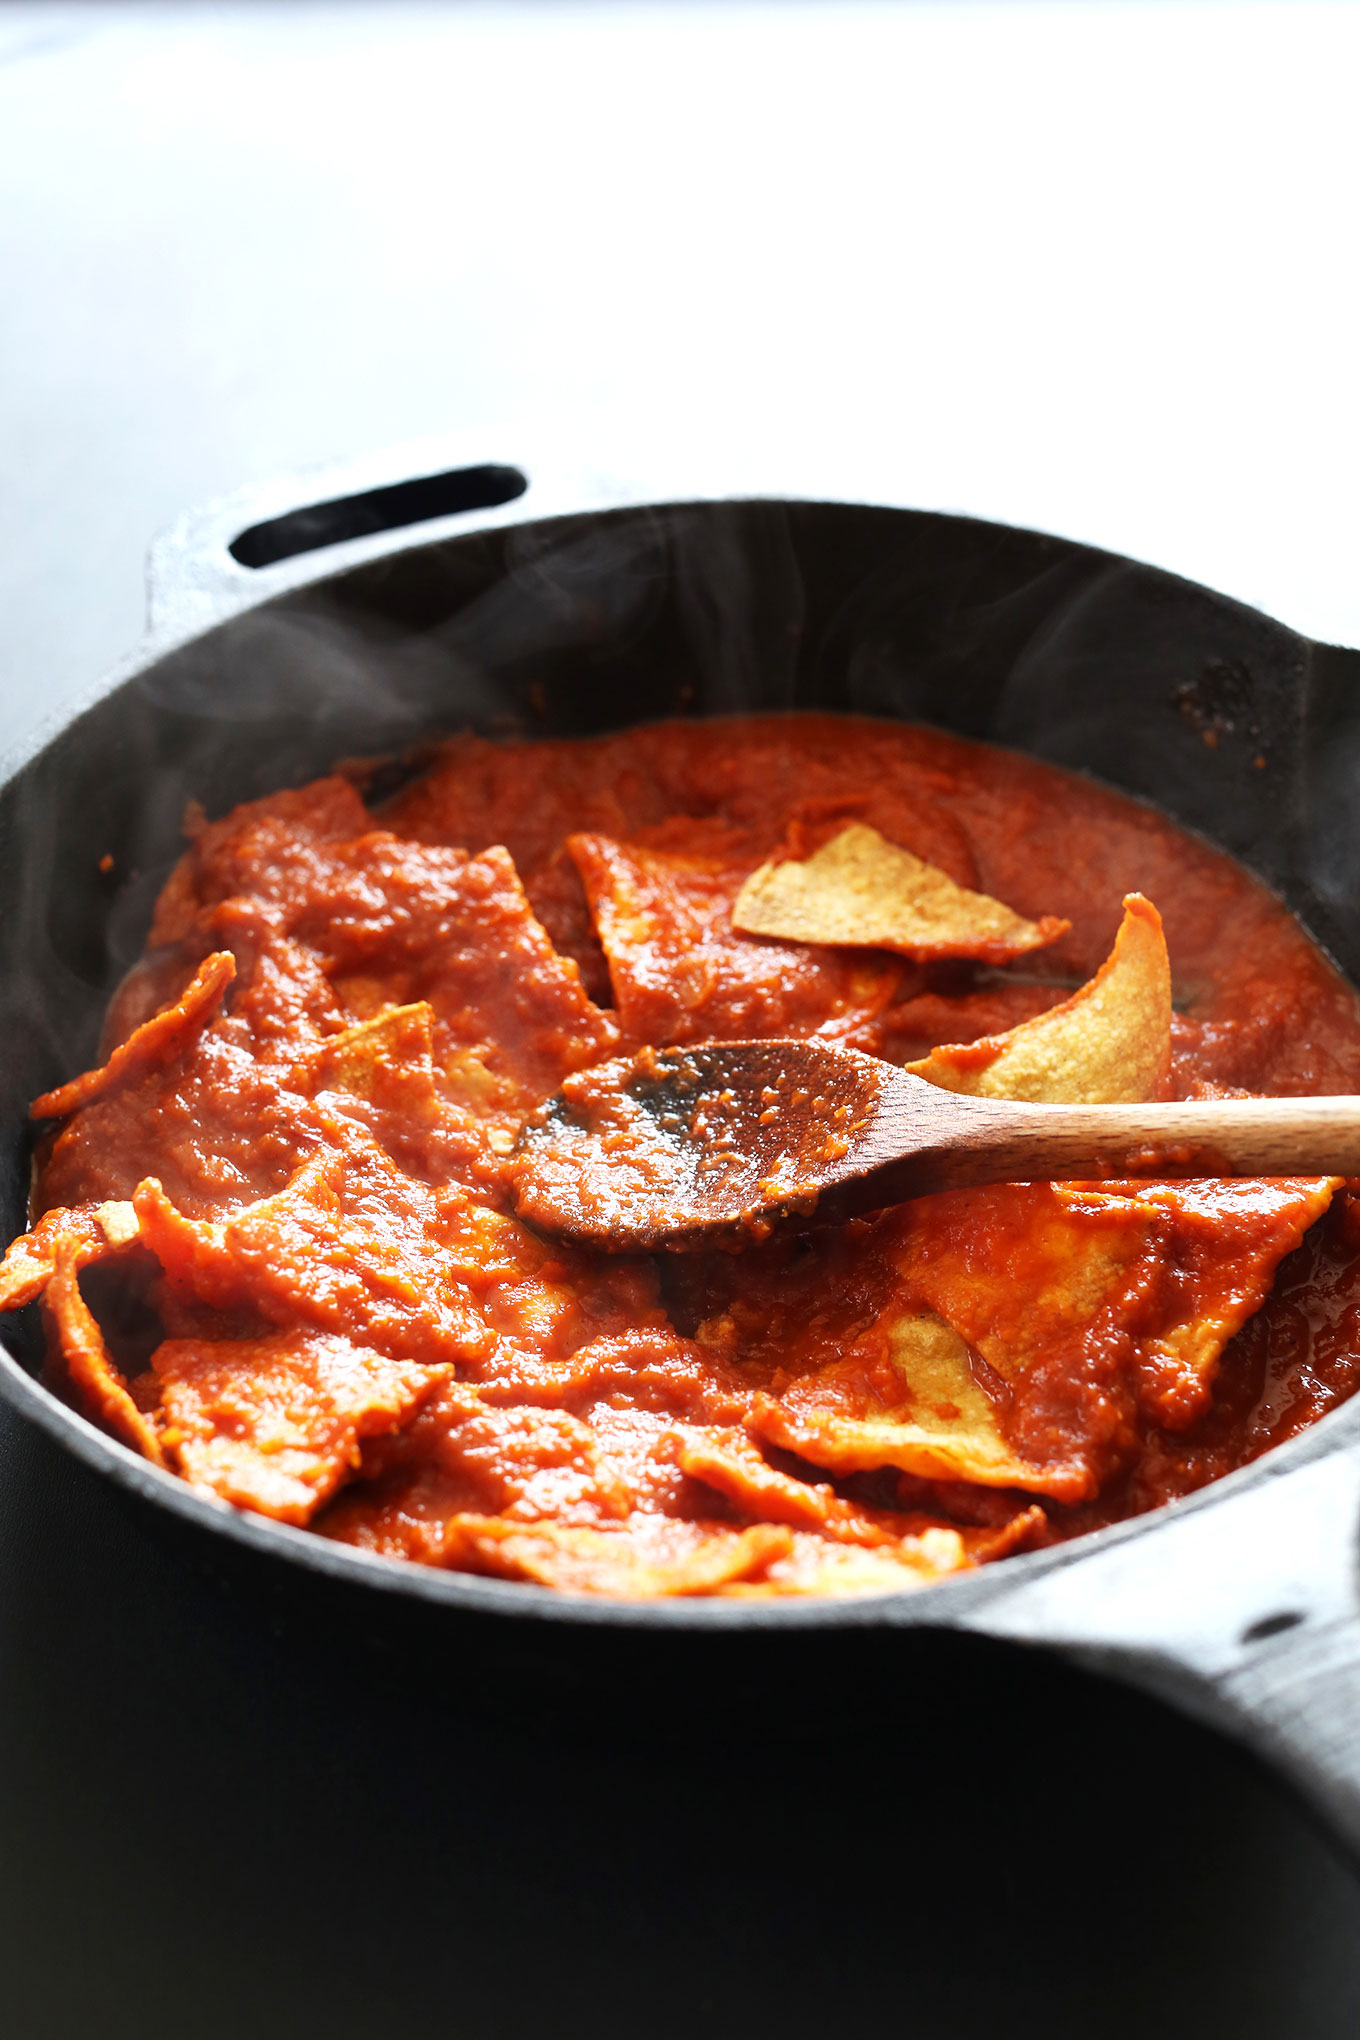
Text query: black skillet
5 437 1360 1848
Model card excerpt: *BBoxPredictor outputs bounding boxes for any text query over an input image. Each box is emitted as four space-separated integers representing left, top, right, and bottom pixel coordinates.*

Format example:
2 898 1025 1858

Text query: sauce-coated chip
131 1133 501 1371
44 1248 165 1465
148 1329 448 1523
677 1426 1046 1572
748 1309 1077 1495
1053 1175 1339 1425
30 951 237 1122
569 824 901 1046
0 1202 133 1312
715 1511 1045 1597
704 1169 1337 1501
877 1176 1333 1480
440 1515 794 1597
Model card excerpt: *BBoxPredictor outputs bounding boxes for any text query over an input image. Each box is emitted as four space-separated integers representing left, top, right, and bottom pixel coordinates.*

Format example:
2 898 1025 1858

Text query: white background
2 0 1359 734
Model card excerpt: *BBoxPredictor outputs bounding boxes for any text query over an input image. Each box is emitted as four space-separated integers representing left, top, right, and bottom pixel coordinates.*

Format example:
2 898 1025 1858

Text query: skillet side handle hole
228 464 529 569
1240 1609 1306 1646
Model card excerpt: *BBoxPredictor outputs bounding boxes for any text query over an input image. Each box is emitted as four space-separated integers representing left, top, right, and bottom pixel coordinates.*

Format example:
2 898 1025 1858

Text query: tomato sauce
5 713 1360 1598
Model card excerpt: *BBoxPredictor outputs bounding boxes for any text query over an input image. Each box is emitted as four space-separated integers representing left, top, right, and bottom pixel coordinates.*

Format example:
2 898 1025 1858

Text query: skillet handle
140 423 913 651
140 424 912 650
143 431 544 647
968 1440 1360 1861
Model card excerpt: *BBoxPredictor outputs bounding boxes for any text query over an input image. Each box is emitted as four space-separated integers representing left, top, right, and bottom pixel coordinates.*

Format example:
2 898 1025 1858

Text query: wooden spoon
511 1037 1360 1252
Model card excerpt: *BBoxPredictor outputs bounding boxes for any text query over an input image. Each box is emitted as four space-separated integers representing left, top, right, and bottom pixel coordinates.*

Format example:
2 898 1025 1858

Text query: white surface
2 0 1359 732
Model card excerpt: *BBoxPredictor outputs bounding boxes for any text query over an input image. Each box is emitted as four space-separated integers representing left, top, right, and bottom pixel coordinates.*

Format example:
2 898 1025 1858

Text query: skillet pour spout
7 447 1360 1862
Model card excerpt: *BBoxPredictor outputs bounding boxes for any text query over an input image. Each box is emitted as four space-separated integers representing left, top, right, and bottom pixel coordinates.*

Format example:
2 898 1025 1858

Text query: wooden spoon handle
878 1091 1360 1197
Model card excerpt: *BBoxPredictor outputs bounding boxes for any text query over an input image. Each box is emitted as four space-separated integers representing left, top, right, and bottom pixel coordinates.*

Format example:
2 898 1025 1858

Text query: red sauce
5 714 1360 1599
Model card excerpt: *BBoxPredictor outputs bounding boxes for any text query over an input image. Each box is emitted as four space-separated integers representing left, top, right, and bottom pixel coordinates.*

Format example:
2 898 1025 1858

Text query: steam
0 503 810 1096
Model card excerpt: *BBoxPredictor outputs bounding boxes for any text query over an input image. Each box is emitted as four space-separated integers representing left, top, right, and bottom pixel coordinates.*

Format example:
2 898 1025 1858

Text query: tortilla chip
442 1515 793 1596
310 1002 436 1101
716 1508 1046 1597
130 1119 640 1381
835 1173 1338 1467
305 999 473 1172
721 1532 972 1596
271 835 618 1104
148 777 370 948
749 1309 1080 1497
314 1462 469 1564
896 1185 1153 1390
308 989 580 1186
714 1156 1331 1497
392 845 618 1102
423 1388 630 1522
732 822 1069 963
905 893 1170 1104
568 826 902 1046
1054 1175 1339 1425
31 951 235 1120
0 1203 131 1312
148 1328 447 1524
133 1144 497 1370
677 1427 1049 1580
685 1212 1089 1493
676 1427 895 1536
155 788 617 1109
44 1248 165 1464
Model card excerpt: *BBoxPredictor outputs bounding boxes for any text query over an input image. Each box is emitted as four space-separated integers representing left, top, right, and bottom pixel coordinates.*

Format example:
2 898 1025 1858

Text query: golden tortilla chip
750 1309 1082 1498
44 1248 165 1464
442 1515 793 1596
732 822 1069 963
148 1328 448 1524
905 893 1170 1104
31 950 235 1120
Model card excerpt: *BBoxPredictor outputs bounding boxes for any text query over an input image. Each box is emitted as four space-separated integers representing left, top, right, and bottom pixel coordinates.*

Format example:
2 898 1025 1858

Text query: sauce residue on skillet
5 713 1360 1599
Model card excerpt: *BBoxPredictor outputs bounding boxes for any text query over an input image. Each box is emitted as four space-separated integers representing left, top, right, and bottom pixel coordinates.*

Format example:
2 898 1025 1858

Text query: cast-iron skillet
5 435 1360 1849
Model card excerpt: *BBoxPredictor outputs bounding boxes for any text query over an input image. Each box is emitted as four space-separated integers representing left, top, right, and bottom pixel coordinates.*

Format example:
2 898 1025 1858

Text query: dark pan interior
4 496 1359 1350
